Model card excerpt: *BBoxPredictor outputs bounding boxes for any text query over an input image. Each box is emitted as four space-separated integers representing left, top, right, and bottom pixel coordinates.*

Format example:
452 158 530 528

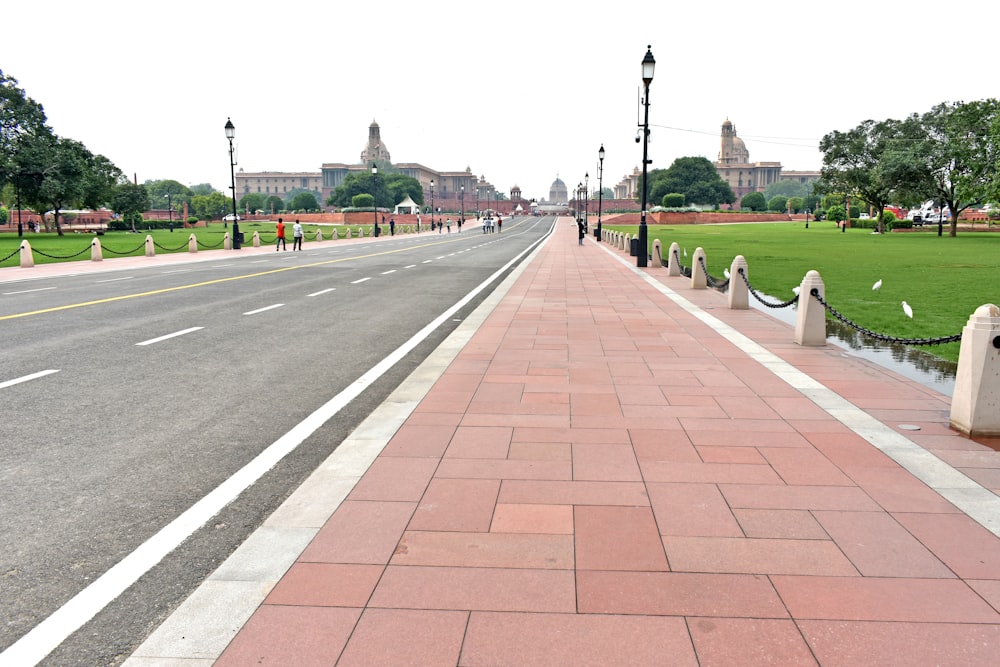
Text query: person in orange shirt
275 218 287 251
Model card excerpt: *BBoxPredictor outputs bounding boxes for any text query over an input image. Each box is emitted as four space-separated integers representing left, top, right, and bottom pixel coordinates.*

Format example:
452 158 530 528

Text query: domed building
548 176 568 204
713 118 780 201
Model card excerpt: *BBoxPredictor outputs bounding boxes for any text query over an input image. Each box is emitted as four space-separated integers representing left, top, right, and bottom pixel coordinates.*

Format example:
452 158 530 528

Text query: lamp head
224 118 235 140
641 46 655 85
598 144 605 161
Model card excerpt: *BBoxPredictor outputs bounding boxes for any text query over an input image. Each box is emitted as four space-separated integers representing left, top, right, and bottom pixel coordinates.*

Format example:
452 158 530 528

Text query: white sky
3 0 996 201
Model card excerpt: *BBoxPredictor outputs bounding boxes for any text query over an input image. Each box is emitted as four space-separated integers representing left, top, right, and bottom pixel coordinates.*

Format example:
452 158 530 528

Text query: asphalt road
0 216 556 665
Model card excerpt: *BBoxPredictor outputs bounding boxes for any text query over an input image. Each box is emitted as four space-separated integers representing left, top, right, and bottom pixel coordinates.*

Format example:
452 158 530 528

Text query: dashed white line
351 277 371 284
308 288 337 297
380 270 397 275
243 304 285 315
136 327 204 346
422 260 433 264
95 276 134 283
0 369 60 390
3 287 56 295
404 264 417 269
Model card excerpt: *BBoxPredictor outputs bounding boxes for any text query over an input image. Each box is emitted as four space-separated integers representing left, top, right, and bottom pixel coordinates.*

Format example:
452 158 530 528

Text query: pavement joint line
122 221 555 664
598 240 1000 538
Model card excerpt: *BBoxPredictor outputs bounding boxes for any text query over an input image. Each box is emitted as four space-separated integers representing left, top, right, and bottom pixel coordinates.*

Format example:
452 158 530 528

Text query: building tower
360 120 392 164
718 118 749 165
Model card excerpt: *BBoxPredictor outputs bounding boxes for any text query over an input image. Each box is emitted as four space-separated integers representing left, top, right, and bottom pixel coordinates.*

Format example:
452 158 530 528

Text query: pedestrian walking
275 217 287 251
577 218 585 245
416 213 421 232
292 219 303 250
389 217 396 235
497 215 502 233
446 217 452 233
458 217 463 233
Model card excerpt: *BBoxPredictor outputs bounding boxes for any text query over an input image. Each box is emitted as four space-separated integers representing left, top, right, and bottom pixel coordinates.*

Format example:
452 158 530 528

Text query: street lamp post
637 45 655 267
460 185 465 229
164 193 173 231
597 144 605 240
224 118 241 249
430 179 435 229
371 163 378 235
584 172 589 231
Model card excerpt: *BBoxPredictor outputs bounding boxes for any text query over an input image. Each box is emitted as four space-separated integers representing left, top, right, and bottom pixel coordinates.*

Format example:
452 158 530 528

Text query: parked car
858 213 870 220
223 214 241 222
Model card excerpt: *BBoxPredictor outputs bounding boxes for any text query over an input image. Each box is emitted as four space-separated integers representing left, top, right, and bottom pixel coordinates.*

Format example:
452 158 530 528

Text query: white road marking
3 287 56 295
136 327 204 346
380 270 397 275
95 276 134 283
351 277 371 284
308 288 336 297
243 304 284 315
0 369 60 390
404 265 417 269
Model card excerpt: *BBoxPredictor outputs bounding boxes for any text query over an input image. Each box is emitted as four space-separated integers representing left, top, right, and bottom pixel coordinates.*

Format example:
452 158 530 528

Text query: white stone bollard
950 304 1000 437
346 228 352 239
188 234 198 253
667 242 681 277
691 247 707 289
728 255 749 309
224 232 232 250
333 228 339 240
20 240 34 267
652 239 664 267
317 229 324 242
145 235 155 257
794 270 826 346
91 238 103 261
252 231 261 247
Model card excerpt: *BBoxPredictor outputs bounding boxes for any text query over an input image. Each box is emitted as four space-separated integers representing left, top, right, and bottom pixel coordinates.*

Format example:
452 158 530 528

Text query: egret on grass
902 301 913 318
724 268 731 279
872 279 882 291
792 286 801 296
683 247 688 257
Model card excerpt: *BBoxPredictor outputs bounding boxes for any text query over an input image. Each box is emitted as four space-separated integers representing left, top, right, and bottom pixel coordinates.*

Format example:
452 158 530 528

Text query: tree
763 180 810 200
239 192 266 213
264 195 284 214
1 70 49 188
648 157 735 207
915 100 1000 236
145 179 193 210
190 191 229 220
788 196 805 213
817 118 916 233
326 171 422 209
767 195 788 213
741 191 766 211
288 191 319 211
111 182 150 232
352 193 374 208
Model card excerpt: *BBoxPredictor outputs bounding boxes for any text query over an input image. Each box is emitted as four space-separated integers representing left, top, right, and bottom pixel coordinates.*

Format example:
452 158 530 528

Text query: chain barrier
737 267 799 309
196 237 225 249
153 240 191 252
671 250 692 278
31 245 92 260
1 247 20 264
809 288 962 346
102 241 147 256
697 256 730 290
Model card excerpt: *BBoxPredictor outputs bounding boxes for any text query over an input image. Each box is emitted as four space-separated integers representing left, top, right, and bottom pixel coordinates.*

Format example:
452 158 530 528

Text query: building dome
549 177 568 204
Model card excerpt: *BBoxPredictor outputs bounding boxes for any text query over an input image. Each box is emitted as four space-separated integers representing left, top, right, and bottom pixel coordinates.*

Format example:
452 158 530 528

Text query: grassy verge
607 220 1000 363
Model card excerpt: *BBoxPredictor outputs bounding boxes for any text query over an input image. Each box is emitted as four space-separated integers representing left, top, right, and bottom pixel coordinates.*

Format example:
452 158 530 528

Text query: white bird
792 286 801 296
872 279 882 291
902 301 913 318
683 247 688 257
724 268 731 279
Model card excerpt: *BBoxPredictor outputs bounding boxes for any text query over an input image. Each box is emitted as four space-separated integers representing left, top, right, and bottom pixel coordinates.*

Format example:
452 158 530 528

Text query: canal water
747 297 957 396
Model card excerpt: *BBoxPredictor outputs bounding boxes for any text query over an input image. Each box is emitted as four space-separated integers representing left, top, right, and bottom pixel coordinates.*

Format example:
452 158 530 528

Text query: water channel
747 294 957 396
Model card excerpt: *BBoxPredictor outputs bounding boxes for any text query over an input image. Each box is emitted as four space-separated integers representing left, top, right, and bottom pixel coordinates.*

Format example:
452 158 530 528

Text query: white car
223 214 241 222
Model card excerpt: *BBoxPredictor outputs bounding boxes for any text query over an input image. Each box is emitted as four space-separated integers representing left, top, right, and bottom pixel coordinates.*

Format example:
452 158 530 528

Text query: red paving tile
208 223 1000 666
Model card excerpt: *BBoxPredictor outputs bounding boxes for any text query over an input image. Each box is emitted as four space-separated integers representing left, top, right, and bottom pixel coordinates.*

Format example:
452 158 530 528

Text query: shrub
661 193 685 207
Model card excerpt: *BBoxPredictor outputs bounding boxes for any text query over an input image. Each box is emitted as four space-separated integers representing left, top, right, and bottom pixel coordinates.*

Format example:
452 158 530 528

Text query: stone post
189 234 198 253
20 240 34 267
317 229 324 242
728 255 749 309
950 304 1000 437
667 242 681 277
91 238 103 262
652 239 664 267
224 232 232 250
252 231 261 247
691 247 707 289
794 270 826 346
145 235 155 257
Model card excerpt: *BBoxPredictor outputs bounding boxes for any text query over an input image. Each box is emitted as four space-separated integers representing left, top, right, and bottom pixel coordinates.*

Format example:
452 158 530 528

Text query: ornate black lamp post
597 144 605 240
224 118 241 249
637 46 655 267
460 185 465 227
430 179 435 229
164 193 173 230
584 171 589 231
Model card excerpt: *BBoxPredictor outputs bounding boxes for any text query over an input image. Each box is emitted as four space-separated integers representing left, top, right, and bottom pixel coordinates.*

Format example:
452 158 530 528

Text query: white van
906 201 937 225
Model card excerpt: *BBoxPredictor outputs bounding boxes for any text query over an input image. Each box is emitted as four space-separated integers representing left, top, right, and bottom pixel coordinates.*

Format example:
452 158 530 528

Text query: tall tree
111 182 150 232
1 70 49 187
918 100 1000 236
817 118 917 233
648 157 735 207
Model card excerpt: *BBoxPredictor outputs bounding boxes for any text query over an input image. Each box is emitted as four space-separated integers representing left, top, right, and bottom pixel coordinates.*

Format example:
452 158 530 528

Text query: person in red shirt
275 218 286 251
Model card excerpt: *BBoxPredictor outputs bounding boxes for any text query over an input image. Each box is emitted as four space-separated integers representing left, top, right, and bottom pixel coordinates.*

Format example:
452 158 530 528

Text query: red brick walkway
140 220 1000 665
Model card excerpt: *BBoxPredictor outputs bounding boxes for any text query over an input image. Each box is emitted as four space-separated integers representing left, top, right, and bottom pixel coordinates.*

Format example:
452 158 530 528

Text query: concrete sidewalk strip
128 220 1000 665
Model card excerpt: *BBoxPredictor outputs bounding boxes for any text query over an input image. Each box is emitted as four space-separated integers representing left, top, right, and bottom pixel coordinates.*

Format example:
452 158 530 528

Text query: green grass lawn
608 221 1000 363
0 221 378 266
